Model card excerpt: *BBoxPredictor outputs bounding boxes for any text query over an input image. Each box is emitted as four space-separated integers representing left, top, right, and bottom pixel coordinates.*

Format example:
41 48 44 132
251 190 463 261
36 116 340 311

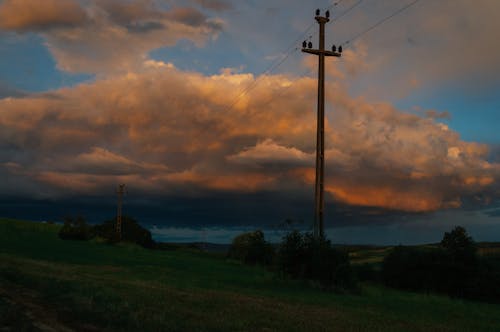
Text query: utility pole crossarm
302 49 341 57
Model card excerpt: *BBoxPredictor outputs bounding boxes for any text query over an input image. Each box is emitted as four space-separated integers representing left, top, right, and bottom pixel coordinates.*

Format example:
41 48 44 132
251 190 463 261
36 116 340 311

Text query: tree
93 216 155 248
382 226 480 299
440 226 479 297
228 230 274 266
58 216 94 241
277 231 355 290
277 230 305 277
440 226 477 264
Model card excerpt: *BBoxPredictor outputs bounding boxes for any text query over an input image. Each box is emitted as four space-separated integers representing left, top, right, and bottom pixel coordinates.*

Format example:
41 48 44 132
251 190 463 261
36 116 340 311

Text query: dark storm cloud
0 65 498 214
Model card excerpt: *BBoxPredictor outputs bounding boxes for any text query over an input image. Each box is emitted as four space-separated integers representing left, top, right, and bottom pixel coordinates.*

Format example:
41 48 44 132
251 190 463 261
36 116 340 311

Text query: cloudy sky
0 0 499 244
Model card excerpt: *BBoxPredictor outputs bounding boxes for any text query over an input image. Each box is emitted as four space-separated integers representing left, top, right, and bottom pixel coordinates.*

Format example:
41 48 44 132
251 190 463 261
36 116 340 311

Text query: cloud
0 0 224 74
329 0 500 100
193 0 232 12
227 139 313 168
0 81 26 98
0 65 498 211
0 0 88 31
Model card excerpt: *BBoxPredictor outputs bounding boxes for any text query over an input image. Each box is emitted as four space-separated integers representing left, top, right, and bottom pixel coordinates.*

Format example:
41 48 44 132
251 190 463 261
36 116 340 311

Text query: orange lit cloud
0 0 87 31
0 64 498 211
0 0 224 74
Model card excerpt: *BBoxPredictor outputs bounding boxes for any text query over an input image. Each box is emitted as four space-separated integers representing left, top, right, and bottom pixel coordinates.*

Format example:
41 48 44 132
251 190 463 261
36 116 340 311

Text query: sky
0 0 499 244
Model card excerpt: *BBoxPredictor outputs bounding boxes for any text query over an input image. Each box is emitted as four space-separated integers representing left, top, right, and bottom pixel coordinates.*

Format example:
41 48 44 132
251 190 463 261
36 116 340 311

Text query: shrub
93 216 155 249
382 226 482 299
58 216 94 241
382 245 450 292
352 263 380 282
228 230 274 266
277 230 305 277
277 231 355 290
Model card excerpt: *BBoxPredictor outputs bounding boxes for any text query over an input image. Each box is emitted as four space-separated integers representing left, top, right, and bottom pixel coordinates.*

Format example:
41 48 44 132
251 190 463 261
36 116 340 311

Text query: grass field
1 218 500 331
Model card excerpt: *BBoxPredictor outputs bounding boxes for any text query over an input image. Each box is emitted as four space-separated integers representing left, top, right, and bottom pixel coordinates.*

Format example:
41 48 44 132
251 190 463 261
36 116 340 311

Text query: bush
277 231 355 290
382 226 482 299
227 230 274 266
352 263 380 282
382 246 450 292
94 216 155 249
58 216 94 241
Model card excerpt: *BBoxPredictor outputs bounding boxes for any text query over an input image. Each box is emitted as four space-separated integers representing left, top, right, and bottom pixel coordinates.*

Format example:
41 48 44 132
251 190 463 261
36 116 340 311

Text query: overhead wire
257 67 315 110
329 0 363 23
251 0 424 110
326 0 347 11
221 0 354 113
221 46 301 113
340 0 421 46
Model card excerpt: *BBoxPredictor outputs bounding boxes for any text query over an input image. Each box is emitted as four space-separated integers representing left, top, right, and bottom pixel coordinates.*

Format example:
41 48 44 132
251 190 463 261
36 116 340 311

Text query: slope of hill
1 218 499 331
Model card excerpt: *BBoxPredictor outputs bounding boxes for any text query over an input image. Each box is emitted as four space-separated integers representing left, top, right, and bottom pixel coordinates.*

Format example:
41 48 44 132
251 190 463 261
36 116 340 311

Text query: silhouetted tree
228 230 274 266
441 226 477 264
277 231 355 290
440 226 479 297
383 226 482 299
58 216 94 241
94 216 155 248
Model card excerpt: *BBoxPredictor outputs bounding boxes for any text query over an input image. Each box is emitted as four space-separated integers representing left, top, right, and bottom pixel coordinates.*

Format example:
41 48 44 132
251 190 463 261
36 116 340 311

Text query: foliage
352 263 380 282
382 226 500 301
58 216 94 241
2 218 500 331
441 226 478 265
94 216 155 249
382 245 451 292
277 231 355 290
227 230 274 266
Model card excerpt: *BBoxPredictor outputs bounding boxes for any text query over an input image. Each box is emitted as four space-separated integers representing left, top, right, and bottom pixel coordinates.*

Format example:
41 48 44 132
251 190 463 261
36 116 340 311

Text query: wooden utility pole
302 9 342 238
116 184 126 240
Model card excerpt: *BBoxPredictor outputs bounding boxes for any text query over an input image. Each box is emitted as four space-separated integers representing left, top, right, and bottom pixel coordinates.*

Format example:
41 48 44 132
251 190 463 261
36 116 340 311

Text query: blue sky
0 0 499 243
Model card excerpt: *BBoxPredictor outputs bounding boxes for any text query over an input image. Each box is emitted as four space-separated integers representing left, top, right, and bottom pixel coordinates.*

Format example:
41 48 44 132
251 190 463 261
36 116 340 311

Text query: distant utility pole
302 9 342 238
116 184 126 240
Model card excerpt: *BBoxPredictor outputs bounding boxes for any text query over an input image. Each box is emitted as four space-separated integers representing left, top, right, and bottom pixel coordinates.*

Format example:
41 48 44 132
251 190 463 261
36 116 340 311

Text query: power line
330 0 364 23
257 67 314 109
326 0 346 11
221 47 301 112
341 0 421 46
308 0 364 45
222 1 358 113
222 0 423 116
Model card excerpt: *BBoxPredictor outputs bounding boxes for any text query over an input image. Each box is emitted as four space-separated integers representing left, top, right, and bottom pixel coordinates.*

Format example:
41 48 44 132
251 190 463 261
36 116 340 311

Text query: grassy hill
1 218 500 331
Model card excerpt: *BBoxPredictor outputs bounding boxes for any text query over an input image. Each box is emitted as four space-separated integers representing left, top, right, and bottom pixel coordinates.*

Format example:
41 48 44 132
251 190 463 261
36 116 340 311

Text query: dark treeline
58 215 155 248
59 217 500 302
228 230 355 291
228 226 500 302
382 226 500 303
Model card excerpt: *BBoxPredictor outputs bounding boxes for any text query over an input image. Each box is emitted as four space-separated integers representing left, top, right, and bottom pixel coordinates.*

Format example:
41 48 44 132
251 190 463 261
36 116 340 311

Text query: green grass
1 218 500 331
